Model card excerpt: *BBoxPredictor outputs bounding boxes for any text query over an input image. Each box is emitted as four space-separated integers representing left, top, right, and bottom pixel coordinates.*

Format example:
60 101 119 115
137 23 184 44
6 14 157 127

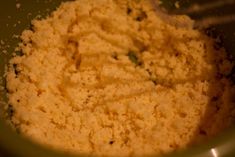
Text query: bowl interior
1 0 235 157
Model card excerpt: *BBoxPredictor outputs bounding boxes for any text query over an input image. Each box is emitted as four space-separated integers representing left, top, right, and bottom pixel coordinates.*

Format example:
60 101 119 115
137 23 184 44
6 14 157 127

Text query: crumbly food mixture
6 0 235 156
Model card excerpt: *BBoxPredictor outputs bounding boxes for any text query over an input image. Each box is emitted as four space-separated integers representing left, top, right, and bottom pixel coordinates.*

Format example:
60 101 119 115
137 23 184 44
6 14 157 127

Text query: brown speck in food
211 96 219 102
136 10 147 22
37 90 43 96
213 39 223 51
13 64 19 75
127 8 132 14
179 112 187 118
7 105 14 117
112 52 118 60
215 104 220 111
199 129 207 135
150 78 158 85
75 53 81 69
216 73 223 79
109 140 115 145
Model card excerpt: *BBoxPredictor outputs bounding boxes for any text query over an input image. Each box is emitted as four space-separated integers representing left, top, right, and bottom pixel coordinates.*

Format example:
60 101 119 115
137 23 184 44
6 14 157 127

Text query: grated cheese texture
6 0 235 156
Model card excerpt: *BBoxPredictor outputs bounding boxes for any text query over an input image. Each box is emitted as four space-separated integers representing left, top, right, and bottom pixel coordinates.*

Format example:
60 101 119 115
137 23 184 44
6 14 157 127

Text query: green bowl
1 0 235 157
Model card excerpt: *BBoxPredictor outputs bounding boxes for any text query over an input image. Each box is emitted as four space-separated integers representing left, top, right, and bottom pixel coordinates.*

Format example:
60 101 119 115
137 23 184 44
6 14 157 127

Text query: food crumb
16 3 21 9
2 50 7 54
0 40 4 45
12 34 20 39
175 1 180 9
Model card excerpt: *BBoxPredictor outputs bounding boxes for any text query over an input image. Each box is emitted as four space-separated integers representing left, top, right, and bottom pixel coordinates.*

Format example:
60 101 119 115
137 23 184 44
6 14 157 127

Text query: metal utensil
151 0 235 28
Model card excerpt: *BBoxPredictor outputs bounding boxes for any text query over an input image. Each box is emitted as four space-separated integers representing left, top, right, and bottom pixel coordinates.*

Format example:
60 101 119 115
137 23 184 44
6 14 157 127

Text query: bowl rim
1 119 235 157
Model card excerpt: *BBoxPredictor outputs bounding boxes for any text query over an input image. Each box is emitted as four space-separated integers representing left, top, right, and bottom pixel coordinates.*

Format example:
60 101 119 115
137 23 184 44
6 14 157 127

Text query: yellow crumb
175 1 180 9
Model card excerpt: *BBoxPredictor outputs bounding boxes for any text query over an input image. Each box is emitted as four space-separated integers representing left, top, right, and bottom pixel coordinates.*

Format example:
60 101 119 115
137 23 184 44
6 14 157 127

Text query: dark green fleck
128 51 140 65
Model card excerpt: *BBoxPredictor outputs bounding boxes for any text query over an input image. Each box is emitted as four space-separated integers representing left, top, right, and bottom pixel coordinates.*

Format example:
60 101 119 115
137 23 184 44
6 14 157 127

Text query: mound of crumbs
6 0 235 156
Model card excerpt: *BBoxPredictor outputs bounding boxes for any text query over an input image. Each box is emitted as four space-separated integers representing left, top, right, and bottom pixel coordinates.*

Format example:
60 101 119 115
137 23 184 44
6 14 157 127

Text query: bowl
0 0 235 157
